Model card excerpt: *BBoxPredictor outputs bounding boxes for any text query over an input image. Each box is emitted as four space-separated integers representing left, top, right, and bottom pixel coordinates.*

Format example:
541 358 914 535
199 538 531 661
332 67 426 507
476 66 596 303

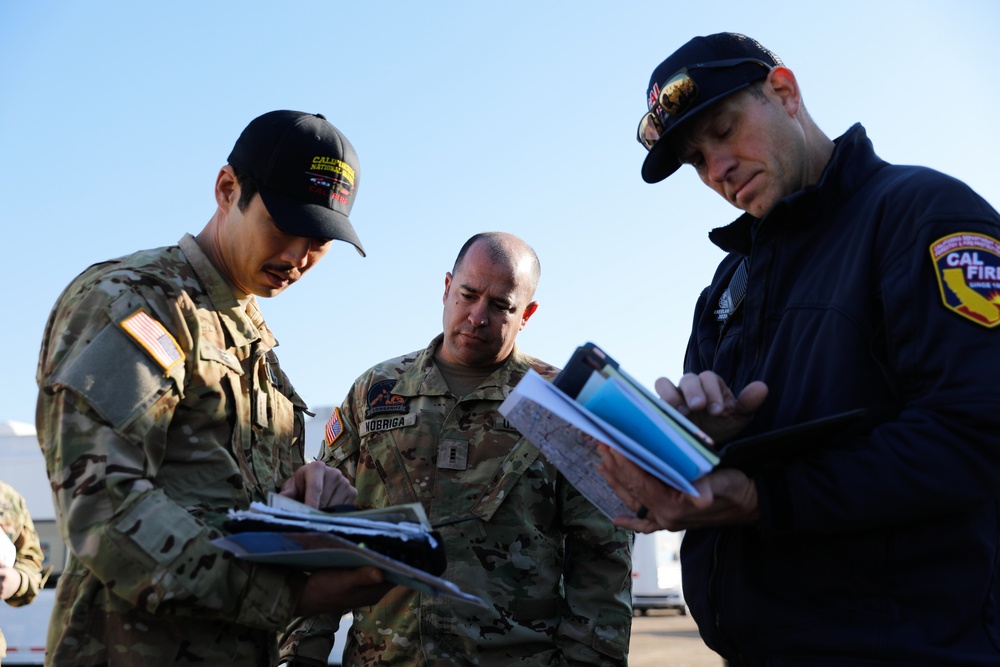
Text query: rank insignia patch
364 379 409 419
930 232 1000 328
325 407 345 446
119 309 185 372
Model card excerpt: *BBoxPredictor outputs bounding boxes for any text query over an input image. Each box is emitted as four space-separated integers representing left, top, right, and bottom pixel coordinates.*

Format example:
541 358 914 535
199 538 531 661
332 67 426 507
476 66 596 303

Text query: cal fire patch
930 232 1000 328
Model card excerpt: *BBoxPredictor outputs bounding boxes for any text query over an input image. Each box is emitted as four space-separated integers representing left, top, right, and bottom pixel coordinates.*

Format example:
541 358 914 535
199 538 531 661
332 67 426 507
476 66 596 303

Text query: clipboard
719 408 868 469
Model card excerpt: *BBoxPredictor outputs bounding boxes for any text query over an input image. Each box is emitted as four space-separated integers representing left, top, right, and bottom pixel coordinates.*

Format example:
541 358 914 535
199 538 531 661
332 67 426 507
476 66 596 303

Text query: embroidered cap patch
119 309 185 372
930 232 1000 328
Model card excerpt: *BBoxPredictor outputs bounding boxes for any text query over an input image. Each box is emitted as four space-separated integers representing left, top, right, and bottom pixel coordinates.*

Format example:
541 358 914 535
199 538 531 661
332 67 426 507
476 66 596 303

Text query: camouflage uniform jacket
318 336 632 666
35 234 310 666
0 480 46 659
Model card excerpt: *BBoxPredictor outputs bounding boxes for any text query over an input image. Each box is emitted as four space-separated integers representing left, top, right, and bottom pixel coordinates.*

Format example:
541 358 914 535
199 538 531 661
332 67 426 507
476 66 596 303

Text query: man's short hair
232 167 259 213
453 232 541 297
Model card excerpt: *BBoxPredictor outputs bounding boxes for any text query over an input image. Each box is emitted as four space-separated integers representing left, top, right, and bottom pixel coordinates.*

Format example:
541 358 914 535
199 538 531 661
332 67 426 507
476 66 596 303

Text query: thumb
354 566 385 586
736 381 768 414
278 474 300 498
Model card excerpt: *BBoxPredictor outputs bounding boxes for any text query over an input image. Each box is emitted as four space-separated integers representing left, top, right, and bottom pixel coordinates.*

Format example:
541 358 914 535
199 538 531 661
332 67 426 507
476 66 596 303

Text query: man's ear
519 301 539 331
443 272 453 304
766 66 801 117
215 165 239 212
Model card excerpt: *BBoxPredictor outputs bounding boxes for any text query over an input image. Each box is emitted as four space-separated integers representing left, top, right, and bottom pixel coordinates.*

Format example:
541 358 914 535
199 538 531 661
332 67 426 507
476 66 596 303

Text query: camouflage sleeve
36 275 307 631
556 477 634 665
0 482 45 607
278 613 344 666
42 384 306 630
316 384 364 483
279 387 364 663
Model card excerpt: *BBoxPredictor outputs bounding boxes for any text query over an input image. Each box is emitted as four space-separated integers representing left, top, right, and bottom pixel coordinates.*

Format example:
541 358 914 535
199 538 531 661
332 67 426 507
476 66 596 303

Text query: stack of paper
500 369 705 508
499 343 720 518
500 342 868 520
211 494 487 608
582 376 717 482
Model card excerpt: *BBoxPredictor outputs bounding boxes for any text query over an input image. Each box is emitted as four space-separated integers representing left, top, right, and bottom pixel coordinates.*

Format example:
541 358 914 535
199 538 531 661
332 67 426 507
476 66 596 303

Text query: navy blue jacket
682 124 1000 666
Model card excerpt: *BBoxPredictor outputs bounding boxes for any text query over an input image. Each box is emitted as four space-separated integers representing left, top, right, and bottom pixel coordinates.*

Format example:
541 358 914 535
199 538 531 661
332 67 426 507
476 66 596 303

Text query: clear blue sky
2 1 998 432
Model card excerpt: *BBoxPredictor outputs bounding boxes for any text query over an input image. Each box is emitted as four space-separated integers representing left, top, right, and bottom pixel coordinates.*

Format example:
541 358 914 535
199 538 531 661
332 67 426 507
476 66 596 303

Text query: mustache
458 328 488 340
263 263 300 279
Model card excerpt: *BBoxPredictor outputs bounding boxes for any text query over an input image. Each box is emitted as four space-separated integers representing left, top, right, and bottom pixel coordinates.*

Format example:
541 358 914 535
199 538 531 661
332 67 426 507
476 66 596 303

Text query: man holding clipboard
599 32 1000 667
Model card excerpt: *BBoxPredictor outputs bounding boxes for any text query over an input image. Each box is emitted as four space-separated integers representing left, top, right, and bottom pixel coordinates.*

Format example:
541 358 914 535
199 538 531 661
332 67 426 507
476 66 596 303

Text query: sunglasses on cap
637 58 771 151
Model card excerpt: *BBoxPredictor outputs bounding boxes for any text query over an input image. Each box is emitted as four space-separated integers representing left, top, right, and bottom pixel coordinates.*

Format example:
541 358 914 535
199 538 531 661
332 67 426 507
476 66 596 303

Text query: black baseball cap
228 110 366 256
641 33 782 184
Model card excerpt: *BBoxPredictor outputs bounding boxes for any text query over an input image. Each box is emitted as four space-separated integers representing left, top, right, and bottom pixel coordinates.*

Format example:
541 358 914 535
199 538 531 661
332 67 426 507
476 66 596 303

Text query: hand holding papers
211 493 487 608
499 361 715 520
500 342 867 520
0 531 15 568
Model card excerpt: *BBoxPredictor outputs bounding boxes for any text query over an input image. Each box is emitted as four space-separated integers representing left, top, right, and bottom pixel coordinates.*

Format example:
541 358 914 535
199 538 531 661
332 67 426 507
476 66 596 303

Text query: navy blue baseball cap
228 110 365 256
640 33 783 184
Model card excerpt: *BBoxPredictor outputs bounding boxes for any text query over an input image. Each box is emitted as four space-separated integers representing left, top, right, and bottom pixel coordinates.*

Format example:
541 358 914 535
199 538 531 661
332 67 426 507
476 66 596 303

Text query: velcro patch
492 416 520 433
930 232 1000 328
364 379 409 419
325 407 345 446
119 309 186 371
51 323 174 430
359 413 417 437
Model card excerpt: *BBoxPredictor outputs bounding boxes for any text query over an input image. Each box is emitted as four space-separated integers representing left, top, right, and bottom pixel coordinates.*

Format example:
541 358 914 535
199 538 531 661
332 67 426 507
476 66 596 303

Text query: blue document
584 377 714 481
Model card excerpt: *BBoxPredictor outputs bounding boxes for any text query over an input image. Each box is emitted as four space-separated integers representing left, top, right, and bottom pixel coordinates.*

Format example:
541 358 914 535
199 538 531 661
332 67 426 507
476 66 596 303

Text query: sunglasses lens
660 71 698 116
638 112 663 150
636 70 700 150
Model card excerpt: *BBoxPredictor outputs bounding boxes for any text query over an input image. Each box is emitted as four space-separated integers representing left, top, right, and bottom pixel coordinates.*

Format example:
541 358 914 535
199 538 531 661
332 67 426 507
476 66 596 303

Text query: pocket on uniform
591 606 632 659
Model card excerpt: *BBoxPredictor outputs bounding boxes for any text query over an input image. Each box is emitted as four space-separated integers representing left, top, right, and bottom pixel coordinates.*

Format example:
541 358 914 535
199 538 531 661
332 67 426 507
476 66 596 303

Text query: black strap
715 257 749 322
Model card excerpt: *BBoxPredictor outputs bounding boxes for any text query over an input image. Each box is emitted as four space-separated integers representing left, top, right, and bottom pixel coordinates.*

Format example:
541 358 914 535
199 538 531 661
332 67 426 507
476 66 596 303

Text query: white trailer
0 421 63 665
631 530 687 616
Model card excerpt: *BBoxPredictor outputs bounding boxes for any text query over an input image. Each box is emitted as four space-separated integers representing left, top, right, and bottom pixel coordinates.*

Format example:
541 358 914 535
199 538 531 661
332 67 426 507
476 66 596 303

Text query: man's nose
281 237 313 268
469 301 489 326
705 150 736 184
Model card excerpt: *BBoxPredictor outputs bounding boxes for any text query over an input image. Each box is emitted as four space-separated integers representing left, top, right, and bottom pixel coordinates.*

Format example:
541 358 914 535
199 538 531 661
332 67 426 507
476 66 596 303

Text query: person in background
599 32 1000 666
280 232 633 666
35 110 392 666
0 480 46 664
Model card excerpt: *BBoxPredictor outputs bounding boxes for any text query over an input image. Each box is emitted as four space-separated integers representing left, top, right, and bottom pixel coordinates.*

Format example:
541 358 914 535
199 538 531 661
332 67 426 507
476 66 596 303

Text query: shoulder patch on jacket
119 309 186 371
364 379 409 419
51 323 175 430
930 232 1000 328
325 407 345 446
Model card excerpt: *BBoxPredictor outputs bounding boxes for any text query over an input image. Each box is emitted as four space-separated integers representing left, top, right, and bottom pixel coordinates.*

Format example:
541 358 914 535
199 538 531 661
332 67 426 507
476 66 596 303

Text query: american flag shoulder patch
119 309 185 373
325 407 345 446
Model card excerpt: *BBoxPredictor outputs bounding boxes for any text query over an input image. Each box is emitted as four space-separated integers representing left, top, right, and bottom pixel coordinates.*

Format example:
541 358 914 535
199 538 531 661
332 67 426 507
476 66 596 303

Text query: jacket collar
708 123 888 255
393 333 530 401
177 234 272 348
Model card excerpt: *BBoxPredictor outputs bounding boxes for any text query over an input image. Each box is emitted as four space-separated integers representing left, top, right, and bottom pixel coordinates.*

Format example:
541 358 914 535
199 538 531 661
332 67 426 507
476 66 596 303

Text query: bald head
452 232 541 301
440 232 541 368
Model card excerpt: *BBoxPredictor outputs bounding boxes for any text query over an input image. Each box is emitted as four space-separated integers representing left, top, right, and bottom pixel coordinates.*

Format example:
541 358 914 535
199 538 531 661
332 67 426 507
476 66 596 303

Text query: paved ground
629 609 724 667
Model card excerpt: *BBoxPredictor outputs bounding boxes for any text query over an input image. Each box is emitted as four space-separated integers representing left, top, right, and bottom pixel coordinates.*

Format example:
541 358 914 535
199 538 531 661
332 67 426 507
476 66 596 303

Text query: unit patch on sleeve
118 309 186 372
930 232 1000 328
